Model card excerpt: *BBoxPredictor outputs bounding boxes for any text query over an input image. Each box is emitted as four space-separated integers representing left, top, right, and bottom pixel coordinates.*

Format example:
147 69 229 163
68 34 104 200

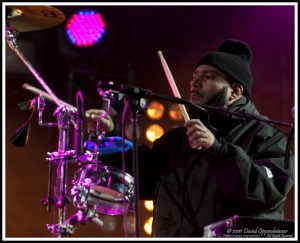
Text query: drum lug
41 196 54 206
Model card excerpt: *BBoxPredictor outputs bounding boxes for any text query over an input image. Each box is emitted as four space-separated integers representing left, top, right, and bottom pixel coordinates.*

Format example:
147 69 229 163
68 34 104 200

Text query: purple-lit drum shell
73 163 134 216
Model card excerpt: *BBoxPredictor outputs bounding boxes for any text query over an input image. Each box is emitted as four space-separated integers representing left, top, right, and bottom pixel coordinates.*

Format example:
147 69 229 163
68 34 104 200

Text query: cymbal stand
5 24 62 107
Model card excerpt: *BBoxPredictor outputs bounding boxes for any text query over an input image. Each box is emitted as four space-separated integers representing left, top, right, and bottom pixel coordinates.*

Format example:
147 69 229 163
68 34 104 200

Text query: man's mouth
190 90 204 98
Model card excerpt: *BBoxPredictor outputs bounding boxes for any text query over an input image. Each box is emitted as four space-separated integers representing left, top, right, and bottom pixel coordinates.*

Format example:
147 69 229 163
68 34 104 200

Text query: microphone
74 91 86 155
98 81 148 114
98 81 153 98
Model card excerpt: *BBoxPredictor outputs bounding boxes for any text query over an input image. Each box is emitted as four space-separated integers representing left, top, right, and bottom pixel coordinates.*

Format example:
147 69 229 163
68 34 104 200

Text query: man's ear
229 83 244 103
231 83 244 97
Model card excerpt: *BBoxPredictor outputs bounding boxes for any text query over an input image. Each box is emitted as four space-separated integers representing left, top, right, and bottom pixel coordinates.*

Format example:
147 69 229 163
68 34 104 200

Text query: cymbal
85 136 133 155
6 5 65 32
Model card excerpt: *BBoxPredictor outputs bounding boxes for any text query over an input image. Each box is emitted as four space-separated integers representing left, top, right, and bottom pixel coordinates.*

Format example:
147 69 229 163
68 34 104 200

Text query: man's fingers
186 125 207 137
184 119 205 127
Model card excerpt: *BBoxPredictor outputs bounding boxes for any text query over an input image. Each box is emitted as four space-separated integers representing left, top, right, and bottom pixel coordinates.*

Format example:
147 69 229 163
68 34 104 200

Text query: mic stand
149 92 293 128
127 97 143 237
97 81 293 129
102 83 148 237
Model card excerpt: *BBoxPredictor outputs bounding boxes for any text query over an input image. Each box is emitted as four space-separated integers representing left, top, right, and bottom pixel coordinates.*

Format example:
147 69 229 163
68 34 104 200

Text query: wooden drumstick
157 51 202 150
23 83 110 124
157 50 190 122
22 83 76 110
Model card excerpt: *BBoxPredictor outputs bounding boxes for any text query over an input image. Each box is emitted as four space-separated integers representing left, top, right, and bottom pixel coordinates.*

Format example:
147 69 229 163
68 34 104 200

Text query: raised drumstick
157 50 190 122
157 51 202 150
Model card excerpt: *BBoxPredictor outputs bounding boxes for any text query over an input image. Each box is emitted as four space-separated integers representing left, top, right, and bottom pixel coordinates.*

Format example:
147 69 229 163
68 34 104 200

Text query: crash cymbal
6 5 65 32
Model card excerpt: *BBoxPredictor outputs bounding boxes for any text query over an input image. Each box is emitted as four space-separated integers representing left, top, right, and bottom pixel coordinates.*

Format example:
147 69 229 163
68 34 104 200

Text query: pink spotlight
66 10 106 47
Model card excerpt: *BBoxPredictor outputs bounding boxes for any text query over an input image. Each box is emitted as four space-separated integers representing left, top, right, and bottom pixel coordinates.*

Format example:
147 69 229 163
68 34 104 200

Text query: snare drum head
72 162 134 216
90 185 123 201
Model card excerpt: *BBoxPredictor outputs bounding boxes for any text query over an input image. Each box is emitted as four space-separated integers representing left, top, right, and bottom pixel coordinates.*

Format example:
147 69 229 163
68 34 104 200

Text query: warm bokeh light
168 104 183 121
144 200 154 211
147 101 165 120
14 9 23 15
145 124 164 142
143 217 153 235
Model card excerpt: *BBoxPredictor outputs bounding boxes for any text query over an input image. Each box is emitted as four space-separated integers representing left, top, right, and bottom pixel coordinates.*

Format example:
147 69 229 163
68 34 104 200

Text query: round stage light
66 10 106 47
146 101 164 120
145 124 164 142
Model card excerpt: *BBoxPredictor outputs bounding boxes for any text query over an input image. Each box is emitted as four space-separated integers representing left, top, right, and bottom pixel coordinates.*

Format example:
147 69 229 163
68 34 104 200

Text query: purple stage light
66 10 106 47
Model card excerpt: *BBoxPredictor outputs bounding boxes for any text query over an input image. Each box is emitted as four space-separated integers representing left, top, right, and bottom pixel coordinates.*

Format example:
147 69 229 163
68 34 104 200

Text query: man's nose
190 77 202 88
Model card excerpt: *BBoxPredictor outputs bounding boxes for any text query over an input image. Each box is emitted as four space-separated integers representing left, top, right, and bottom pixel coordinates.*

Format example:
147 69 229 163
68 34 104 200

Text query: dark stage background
4 4 296 238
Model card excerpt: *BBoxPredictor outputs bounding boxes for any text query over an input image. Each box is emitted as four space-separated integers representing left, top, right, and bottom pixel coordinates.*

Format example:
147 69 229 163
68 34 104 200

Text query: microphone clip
98 81 148 114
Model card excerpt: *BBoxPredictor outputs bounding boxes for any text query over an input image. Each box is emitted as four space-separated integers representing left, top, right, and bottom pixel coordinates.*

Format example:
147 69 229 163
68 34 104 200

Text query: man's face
189 65 231 106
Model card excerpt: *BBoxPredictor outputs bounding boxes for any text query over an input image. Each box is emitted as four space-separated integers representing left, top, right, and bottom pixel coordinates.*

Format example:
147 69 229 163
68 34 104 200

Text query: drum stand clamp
46 223 75 238
46 207 103 237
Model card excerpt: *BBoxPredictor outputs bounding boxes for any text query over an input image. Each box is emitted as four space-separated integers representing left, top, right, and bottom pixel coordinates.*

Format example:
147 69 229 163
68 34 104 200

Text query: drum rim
82 163 134 184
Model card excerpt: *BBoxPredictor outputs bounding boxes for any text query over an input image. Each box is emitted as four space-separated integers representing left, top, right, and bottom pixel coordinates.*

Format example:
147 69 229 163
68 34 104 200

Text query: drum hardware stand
6 25 102 237
30 96 76 237
34 94 103 237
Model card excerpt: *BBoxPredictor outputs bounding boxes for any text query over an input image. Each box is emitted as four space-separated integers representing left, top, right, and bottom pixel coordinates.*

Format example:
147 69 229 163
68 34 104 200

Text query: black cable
122 99 130 237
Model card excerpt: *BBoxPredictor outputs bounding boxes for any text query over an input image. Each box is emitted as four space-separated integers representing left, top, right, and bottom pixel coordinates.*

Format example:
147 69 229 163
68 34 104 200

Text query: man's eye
206 75 216 80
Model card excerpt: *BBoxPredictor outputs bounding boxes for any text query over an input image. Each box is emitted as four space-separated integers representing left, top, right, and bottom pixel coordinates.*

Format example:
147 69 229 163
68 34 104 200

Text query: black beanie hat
195 39 253 97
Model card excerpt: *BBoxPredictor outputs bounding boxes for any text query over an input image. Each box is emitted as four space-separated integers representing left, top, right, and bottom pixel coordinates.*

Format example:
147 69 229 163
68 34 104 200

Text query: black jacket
138 97 294 237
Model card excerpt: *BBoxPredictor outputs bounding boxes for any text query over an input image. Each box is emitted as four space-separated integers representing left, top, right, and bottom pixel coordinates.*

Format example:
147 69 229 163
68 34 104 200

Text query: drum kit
6 6 136 237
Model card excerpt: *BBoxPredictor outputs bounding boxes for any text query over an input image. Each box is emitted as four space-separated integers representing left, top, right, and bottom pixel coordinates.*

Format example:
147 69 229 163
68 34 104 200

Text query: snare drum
71 162 134 216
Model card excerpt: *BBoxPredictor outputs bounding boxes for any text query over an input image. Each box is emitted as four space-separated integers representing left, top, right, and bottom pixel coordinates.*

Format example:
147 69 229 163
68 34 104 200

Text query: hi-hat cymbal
6 5 65 32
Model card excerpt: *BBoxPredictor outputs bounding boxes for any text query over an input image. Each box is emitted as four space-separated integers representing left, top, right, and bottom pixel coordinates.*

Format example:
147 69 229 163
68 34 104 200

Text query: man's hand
85 109 114 133
184 119 215 150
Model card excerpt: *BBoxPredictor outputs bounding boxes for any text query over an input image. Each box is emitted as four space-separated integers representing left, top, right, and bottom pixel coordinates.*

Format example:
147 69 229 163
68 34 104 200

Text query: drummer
86 39 294 237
